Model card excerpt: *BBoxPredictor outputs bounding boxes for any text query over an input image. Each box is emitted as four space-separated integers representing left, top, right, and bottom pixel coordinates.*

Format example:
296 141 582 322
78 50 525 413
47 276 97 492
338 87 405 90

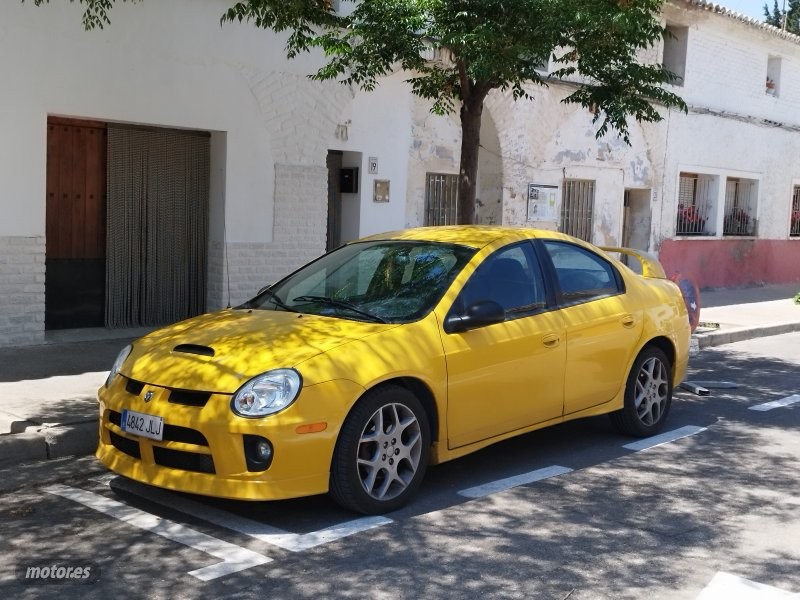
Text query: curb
0 421 97 467
693 322 800 349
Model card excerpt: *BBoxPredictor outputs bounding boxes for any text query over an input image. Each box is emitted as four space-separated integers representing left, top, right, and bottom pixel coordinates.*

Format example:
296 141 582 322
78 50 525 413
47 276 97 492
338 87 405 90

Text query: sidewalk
0 284 798 468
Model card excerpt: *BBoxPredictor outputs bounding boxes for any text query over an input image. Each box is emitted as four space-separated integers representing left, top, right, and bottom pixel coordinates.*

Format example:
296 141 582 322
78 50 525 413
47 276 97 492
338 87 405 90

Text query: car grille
152 447 215 474
168 390 211 407
110 430 141 459
122 377 211 408
106 410 215 474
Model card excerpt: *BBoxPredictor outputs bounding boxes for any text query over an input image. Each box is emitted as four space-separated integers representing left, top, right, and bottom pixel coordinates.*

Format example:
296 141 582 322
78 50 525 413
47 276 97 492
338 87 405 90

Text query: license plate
120 409 164 441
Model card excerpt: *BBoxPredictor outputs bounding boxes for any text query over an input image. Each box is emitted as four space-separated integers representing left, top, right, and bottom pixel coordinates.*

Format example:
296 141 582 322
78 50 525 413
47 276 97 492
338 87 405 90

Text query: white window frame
663 24 688 86
676 172 719 237
723 178 758 237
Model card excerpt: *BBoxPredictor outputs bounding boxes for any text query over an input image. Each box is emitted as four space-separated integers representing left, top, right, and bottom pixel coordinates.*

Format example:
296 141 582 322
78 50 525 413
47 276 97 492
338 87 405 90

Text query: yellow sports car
97 226 690 514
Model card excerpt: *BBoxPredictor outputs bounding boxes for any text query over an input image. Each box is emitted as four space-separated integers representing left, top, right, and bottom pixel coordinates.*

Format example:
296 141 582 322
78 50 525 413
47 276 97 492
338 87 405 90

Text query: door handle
621 314 636 328
542 333 560 348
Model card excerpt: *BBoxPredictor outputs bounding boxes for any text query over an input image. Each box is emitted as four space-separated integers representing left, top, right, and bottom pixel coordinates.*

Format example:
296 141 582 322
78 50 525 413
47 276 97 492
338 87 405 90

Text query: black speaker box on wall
340 167 359 194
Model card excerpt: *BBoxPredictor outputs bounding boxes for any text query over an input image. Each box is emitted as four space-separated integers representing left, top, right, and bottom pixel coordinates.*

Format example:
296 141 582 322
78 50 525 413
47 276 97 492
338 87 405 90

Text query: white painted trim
697 571 798 599
458 465 573 499
622 425 707 451
91 475 391 552
749 395 800 412
43 484 272 581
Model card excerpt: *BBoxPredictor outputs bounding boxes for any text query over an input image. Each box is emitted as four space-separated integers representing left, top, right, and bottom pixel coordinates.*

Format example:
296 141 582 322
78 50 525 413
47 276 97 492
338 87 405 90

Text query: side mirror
444 300 505 334
257 285 272 295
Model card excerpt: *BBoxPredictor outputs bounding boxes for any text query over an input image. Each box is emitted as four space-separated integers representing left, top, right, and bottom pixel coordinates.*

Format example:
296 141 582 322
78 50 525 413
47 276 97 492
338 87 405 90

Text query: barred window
791 186 800 237
676 173 716 236
723 178 758 237
560 180 594 242
424 173 459 226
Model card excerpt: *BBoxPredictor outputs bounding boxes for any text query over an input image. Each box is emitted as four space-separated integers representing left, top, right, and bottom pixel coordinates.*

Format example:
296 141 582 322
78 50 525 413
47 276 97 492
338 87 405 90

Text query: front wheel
329 386 431 514
609 346 673 437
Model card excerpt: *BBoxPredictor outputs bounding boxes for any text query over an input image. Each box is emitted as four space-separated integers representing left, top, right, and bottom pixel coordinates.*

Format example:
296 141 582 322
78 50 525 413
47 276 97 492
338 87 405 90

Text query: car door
540 240 643 416
442 242 567 449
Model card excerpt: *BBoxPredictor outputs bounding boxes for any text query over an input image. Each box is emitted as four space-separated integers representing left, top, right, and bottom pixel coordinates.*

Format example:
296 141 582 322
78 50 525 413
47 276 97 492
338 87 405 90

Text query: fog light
254 440 271 461
243 435 273 471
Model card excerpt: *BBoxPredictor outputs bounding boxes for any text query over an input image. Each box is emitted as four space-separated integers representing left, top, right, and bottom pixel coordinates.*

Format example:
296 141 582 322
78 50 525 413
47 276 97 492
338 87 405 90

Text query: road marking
458 465 573 499
622 425 707 452
92 475 391 552
697 571 797 599
749 394 800 412
43 484 272 581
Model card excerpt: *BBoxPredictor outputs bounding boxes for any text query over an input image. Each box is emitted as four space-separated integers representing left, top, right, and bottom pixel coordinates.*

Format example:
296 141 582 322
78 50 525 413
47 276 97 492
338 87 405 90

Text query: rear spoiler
599 246 667 279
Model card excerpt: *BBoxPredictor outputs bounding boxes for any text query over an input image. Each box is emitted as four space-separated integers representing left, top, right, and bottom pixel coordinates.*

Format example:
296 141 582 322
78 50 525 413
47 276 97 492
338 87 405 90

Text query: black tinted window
458 243 546 316
542 240 621 303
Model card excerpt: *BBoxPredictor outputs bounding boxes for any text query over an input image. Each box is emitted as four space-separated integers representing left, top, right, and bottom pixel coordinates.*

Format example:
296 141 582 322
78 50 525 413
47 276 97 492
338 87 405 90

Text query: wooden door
45 117 107 329
326 150 343 251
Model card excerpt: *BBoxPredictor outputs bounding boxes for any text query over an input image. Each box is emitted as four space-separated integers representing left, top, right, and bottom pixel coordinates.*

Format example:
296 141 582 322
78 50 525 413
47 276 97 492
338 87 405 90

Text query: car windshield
242 240 476 323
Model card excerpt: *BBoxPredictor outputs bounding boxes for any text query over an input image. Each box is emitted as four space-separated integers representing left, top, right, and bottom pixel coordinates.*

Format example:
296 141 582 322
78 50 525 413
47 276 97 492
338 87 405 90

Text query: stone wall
0 237 45 346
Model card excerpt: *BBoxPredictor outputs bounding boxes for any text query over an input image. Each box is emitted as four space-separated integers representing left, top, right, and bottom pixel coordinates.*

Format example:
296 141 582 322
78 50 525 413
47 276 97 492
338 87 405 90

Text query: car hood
122 309 394 393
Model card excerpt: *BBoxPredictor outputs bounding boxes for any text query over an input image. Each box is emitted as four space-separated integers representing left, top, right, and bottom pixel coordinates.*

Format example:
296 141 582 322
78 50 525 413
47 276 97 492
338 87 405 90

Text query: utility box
340 167 359 194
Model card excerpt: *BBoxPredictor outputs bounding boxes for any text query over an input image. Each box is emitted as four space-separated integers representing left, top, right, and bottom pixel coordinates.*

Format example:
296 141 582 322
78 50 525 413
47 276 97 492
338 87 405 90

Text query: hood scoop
173 343 215 357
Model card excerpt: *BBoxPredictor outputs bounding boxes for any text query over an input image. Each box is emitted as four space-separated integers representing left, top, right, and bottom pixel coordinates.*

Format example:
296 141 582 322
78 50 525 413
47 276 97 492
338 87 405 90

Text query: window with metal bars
723 178 758 237
424 173 459 226
791 186 800 237
676 173 715 236
559 180 594 242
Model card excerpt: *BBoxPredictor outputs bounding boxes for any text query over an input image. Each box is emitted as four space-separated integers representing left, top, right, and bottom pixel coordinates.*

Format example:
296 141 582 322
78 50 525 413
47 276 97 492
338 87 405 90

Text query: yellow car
97 226 690 514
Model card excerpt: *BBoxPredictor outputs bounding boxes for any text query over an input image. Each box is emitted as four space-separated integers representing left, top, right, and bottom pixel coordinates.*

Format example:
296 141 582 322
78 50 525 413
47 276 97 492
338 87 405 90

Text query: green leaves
26 0 139 30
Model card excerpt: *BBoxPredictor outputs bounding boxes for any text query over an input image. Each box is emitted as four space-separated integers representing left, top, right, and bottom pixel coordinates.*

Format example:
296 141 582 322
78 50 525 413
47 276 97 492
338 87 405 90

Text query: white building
1 0 798 347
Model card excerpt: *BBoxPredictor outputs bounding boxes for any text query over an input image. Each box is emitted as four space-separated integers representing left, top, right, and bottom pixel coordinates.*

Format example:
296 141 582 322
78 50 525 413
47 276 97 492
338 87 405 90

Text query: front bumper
96 374 364 501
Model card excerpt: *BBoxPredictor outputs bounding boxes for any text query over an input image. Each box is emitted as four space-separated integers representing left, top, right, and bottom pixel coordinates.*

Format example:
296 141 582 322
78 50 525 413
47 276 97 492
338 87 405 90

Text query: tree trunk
457 93 486 225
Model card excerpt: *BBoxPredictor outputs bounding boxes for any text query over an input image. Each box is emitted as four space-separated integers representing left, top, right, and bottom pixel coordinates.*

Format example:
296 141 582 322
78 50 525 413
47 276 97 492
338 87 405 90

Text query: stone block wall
0 237 46 346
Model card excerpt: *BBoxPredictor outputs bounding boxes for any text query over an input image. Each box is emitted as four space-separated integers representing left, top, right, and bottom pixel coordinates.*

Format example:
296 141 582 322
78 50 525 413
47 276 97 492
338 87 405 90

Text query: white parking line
43 484 272 581
749 395 800 412
92 475 392 552
697 571 797 599
458 465 573 499
622 425 707 452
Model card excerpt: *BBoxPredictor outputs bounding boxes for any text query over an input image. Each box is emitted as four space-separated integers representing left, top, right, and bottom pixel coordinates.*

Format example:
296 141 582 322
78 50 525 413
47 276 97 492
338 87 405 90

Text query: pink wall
659 239 800 288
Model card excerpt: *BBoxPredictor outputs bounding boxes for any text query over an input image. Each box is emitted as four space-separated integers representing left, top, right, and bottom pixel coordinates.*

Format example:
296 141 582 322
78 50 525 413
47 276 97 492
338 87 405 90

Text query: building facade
1 0 799 346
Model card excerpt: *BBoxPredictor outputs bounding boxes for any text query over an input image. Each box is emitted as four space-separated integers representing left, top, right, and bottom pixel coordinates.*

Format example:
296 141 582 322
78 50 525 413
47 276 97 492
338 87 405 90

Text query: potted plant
677 204 706 234
724 207 752 235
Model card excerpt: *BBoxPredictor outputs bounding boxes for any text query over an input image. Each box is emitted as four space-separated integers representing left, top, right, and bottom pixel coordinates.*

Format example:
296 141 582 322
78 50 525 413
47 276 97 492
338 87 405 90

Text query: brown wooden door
46 117 107 329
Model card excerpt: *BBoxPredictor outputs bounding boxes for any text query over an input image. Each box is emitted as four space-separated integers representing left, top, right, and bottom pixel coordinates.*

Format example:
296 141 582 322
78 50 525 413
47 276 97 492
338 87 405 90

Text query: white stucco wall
3 0 800 345
658 3 800 245
337 74 413 237
0 0 424 344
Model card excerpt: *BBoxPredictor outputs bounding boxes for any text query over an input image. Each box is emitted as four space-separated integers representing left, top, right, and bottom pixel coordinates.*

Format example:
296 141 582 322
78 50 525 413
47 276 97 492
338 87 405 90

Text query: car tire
329 385 431 514
609 346 673 437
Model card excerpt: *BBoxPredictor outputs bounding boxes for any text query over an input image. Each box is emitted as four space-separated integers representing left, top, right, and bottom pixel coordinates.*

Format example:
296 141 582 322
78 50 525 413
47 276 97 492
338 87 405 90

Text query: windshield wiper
291 295 387 323
253 288 296 312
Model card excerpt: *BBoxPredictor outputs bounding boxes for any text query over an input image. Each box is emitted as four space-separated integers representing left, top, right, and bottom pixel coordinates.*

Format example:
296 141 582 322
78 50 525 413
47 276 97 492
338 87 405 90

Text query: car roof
357 225 574 249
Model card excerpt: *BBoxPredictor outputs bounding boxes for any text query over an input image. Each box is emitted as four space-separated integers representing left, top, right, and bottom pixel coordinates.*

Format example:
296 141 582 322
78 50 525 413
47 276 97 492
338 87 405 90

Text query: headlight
105 344 132 388
231 368 302 418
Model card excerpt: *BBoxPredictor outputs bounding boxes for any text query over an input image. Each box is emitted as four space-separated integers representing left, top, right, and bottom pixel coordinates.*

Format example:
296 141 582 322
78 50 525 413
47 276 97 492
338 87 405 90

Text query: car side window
457 243 546 318
542 240 621 304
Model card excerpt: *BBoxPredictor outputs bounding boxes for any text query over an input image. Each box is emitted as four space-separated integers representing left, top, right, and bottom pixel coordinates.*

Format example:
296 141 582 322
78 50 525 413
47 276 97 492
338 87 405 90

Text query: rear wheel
609 346 672 437
329 386 430 514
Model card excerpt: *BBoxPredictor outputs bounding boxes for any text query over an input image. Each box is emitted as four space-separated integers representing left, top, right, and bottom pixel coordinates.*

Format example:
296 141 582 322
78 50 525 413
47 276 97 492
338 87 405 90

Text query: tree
764 0 800 34
32 0 686 224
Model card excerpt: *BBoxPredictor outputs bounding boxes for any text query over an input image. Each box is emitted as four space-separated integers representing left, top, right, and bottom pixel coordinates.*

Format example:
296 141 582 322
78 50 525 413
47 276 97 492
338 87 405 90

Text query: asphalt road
1 333 799 599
